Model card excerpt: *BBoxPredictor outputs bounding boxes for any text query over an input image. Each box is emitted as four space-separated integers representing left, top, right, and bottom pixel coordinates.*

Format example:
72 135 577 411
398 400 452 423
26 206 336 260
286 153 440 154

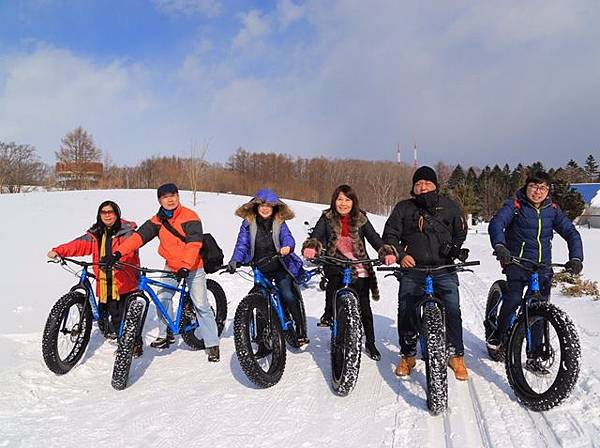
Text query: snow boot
395 355 416 377
207 345 220 362
150 329 175 349
448 355 469 381
317 313 332 327
524 357 551 376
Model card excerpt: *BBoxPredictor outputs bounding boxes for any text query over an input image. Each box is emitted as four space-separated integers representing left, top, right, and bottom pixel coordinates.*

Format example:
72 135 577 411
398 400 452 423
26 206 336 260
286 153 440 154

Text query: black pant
268 268 306 339
325 276 375 345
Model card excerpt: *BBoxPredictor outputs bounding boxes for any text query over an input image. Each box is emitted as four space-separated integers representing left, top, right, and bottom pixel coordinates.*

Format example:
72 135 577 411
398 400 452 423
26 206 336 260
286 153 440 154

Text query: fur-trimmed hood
235 188 295 223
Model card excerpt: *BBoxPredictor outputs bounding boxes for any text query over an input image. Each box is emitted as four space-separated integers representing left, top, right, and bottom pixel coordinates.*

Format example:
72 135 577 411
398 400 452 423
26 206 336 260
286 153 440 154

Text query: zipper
519 241 525 257
536 208 542 263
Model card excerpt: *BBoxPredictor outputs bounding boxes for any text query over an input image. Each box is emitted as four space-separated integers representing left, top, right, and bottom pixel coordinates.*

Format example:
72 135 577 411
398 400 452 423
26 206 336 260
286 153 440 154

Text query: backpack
159 217 224 274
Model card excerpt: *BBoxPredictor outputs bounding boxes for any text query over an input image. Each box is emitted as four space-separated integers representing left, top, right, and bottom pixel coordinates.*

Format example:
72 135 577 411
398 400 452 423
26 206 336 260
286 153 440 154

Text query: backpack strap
159 216 186 243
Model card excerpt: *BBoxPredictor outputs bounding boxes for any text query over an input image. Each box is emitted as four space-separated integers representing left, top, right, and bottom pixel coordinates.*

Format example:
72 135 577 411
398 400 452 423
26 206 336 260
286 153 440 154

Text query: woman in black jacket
302 185 397 361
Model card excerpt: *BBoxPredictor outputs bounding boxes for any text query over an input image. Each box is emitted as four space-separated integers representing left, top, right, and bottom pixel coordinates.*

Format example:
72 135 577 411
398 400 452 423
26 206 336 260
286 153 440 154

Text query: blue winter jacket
488 189 583 264
230 189 305 280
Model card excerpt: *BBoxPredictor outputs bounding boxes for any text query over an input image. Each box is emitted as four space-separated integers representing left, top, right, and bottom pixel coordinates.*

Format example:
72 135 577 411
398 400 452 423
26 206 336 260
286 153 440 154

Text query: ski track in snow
1 190 600 448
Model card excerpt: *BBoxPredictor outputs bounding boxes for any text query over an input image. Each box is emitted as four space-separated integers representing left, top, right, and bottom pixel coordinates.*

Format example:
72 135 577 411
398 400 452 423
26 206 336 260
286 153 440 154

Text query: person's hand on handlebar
100 251 121 268
280 246 291 256
565 258 583 275
400 255 416 268
383 255 396 266
302 248 317 259
493 244 512 265
226 260 237 274
47 250 59 259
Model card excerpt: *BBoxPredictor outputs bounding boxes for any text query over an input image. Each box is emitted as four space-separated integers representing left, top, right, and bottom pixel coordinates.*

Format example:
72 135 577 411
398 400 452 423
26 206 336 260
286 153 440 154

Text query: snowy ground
1 190 599 448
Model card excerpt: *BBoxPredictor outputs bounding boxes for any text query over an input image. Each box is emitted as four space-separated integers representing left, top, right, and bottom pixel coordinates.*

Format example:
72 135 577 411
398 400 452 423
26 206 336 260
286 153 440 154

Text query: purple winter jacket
230 188 305 280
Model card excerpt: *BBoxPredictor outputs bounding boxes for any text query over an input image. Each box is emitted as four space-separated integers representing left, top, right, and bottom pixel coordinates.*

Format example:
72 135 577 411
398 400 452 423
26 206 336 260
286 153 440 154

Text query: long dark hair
329 184 360 221
90 200 122 235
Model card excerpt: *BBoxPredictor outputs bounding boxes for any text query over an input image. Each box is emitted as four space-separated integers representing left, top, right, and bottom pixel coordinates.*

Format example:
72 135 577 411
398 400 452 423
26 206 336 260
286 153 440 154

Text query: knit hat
157 183 179 198
412 166 438 187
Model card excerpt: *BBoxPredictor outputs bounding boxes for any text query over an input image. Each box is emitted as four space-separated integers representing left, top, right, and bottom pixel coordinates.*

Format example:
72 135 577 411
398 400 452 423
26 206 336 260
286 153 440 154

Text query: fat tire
111 299 145 390
180 279 228 350
423 303 448 415
485 280 507 361
505 302 580 411
331 292 362 396
233 293 286 388
42 291 92 375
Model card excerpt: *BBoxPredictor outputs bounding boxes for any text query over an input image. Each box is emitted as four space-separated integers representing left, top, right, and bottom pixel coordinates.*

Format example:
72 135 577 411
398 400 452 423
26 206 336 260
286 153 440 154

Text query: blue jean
156 267 219 348
269 268 305 338
397 271 463 356
497 264 552 353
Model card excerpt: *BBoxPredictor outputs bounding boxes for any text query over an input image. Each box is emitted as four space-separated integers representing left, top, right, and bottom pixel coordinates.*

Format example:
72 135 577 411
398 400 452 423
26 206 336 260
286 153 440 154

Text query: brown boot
448 356 468 381
395 356 416 377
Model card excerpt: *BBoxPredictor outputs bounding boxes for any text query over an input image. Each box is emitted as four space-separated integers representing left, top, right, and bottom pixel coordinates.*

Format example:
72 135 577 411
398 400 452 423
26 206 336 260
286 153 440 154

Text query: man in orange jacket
107 183 220 362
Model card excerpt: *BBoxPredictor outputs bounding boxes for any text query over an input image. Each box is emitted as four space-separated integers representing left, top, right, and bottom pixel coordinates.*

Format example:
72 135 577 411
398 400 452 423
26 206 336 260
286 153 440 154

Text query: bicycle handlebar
510 256 566 270
306 254 382 267
115 261 177 276
48 256 108 268
377 260 480 273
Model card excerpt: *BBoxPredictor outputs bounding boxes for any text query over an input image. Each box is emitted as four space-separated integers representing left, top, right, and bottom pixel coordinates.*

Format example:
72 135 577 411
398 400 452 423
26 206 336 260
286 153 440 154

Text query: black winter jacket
382 192 467 267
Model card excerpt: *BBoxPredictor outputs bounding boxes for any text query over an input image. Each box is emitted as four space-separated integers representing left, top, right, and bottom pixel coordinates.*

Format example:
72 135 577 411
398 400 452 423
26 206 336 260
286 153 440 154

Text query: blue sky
1 0 600 168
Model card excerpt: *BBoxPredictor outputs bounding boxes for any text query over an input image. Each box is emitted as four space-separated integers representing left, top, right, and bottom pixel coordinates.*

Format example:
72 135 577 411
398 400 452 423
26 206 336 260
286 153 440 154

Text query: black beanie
412 166 438 187
157 183 179 198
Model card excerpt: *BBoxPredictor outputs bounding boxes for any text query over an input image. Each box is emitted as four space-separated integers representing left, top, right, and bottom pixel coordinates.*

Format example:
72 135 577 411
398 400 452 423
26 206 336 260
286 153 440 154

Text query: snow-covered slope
1 190 599 447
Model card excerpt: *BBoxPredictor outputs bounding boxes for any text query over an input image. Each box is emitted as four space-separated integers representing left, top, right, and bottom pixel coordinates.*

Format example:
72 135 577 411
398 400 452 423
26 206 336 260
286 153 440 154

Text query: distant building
571 183 600 205
55 162 103 189
572 183 600 228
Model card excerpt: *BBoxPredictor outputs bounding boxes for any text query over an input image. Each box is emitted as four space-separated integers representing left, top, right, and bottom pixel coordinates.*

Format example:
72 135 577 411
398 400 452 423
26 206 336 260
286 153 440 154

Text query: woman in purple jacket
227 188 308 346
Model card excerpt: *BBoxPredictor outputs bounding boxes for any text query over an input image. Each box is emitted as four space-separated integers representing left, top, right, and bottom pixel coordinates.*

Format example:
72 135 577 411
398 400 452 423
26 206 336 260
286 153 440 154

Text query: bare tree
0 142 47 193
55 127 102 189
187 139 209 206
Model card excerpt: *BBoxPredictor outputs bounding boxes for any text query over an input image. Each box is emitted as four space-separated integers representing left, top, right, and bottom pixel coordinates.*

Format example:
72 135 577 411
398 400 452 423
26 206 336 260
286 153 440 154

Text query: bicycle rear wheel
505 302 580 411
422 303 447 415
42 292 92 375
331 291 362 396
234 293 286 388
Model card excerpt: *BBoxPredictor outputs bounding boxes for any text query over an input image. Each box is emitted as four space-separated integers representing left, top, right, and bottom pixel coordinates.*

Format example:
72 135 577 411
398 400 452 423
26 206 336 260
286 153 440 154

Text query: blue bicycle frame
332 266 355 338
252 267 293 332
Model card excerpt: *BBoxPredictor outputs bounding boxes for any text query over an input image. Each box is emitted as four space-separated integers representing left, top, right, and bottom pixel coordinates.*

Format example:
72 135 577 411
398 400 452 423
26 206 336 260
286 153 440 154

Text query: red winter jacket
53 220 140 298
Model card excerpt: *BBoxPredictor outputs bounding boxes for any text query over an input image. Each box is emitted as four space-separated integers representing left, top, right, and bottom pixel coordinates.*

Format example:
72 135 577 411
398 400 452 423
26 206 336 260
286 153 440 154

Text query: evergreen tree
552 179 586 220
466 167 478 188
584 154 599 182
447 164 466 190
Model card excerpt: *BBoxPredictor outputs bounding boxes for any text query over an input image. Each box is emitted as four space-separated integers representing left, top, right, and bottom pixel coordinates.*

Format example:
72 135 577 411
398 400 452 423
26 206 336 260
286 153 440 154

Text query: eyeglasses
100 210 116 216
527 183 549 193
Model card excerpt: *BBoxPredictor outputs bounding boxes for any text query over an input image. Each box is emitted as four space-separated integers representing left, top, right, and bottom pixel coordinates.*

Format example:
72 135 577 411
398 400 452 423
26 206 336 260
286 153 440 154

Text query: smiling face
335 192 353 216
99 205 117 227
257 203 274 219
159 192 180 210
413 180 437 196
526 182 550 207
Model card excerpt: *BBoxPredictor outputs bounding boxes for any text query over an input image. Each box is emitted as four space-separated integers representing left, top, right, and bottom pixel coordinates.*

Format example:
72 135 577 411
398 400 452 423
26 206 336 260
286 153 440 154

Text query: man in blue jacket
488 171 583 371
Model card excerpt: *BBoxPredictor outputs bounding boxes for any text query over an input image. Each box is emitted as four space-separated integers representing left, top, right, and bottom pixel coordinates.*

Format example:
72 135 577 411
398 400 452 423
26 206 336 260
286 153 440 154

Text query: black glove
175 268 189 281
493 244 512 265
565 259 583 275
227 260 237 274
101 251 121 268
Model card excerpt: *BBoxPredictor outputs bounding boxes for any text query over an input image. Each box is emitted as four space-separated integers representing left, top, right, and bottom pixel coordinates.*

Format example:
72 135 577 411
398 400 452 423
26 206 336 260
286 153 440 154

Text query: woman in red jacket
47 201 142 354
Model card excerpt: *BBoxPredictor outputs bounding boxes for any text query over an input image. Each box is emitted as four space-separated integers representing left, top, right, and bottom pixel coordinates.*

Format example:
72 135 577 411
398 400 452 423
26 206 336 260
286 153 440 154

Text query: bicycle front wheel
111 296 146 390
234 293 286 388
422 303 447 415
505 302 581 411
331 291 362 396
42 291 93 375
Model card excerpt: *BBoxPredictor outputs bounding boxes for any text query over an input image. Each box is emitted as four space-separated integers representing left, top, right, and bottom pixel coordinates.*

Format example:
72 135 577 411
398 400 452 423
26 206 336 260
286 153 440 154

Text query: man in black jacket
382 166 469 380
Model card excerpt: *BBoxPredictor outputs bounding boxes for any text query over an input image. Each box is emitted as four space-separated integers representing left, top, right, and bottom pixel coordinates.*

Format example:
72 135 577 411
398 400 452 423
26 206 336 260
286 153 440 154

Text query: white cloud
232 10 272 51
276 0 305 29
153 0 222 18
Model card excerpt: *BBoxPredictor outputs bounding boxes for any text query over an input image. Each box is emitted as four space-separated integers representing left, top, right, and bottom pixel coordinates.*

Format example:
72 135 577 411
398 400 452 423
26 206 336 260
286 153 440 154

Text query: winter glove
565 259 583 275
493 244 512 265
101 251 121 268
175 268 190 281
302 248 317 259
226 260 237 274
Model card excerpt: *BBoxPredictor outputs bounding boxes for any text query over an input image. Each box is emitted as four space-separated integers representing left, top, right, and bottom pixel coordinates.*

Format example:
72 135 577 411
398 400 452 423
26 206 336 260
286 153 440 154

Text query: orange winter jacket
53 220 141 301
118 205 204 272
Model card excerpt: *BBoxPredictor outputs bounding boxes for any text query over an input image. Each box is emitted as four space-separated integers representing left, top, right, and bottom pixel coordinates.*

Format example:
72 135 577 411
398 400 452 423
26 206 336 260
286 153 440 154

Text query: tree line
1 127 597 220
